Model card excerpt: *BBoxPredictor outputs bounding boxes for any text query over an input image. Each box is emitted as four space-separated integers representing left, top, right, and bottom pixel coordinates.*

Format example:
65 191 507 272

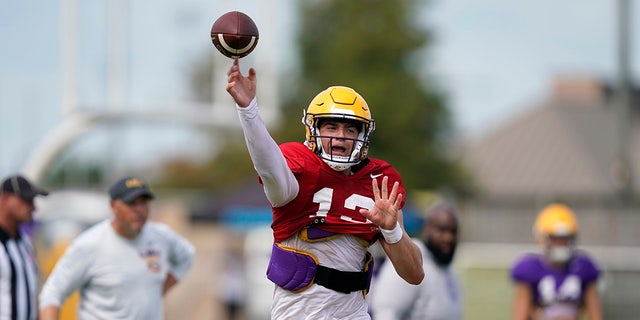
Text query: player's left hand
360 176 403 230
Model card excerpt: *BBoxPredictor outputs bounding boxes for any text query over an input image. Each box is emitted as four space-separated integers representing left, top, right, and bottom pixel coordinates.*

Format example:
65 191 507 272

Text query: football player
225 59 424 319
510 203 602 320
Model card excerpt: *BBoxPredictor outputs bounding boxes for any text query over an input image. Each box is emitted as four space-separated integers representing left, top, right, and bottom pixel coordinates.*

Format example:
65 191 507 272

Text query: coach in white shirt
39 176 195 320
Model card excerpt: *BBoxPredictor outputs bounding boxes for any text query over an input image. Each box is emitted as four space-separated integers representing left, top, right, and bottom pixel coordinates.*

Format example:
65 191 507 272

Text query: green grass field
459 267 513 320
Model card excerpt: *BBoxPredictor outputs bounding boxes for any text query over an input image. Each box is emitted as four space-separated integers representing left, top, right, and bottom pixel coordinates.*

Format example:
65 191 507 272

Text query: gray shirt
39 220 194 320
371 239 462 320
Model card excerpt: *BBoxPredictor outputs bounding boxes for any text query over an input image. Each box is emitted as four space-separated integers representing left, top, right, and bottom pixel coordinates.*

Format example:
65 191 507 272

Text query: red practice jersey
266 142 406 243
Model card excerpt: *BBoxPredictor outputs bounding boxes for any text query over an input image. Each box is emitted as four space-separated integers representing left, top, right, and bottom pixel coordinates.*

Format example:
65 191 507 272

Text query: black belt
314 265 371 294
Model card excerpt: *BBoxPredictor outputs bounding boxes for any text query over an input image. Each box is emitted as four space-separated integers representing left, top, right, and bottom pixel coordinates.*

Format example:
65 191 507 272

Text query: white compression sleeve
236 98 299 207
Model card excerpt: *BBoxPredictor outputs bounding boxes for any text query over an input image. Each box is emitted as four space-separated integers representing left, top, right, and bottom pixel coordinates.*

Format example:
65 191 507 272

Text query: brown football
210 11 259 59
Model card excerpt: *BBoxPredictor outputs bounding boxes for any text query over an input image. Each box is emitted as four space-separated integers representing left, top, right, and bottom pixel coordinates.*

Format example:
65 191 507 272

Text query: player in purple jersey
510 203 602 320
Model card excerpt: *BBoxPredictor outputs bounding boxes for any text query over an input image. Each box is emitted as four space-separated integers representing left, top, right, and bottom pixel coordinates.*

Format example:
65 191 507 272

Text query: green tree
277 0 470 193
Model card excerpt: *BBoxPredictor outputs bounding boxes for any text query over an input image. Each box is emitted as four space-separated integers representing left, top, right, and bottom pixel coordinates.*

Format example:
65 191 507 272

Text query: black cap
108 176 155 203
1 175 49 201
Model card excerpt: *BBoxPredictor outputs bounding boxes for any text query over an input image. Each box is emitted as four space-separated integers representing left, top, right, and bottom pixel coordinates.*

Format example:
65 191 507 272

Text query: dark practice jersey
511 252 600 307
267 142 406 243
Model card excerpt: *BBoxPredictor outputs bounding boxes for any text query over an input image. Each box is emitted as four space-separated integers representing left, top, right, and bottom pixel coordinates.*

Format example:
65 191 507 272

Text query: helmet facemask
303 113 374 171
544 235 576 263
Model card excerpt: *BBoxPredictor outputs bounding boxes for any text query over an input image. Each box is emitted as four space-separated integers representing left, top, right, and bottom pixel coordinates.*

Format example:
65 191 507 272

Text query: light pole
614 0 634 200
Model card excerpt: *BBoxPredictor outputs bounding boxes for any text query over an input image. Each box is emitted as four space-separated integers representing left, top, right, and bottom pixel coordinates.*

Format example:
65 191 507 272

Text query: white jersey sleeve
236 98 299 207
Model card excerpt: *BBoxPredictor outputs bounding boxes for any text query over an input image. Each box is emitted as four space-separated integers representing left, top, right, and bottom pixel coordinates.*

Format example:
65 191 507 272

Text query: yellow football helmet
533 203 579 239
302 86 375 171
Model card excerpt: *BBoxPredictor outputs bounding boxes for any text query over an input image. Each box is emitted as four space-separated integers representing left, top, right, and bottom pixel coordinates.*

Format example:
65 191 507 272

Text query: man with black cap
0 174 49 320
39 176 195 320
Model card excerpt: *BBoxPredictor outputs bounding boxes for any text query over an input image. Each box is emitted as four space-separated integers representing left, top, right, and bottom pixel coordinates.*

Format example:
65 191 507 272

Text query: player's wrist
380 222 403 244
236 97 259 119
236 96 257 109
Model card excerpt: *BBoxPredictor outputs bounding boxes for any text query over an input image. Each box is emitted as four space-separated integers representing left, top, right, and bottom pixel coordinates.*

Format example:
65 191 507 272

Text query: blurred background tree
156 0 472 196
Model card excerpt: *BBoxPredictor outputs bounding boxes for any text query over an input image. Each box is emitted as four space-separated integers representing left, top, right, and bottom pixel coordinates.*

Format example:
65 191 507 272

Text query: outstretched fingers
227 59 238 75
389 180 400 203
247 67 256 82
378 176 401 205
380 176 389 199
371 176 402 203
393 190 403 211
371 176 380 200
367 176 404 229
226 59 240 90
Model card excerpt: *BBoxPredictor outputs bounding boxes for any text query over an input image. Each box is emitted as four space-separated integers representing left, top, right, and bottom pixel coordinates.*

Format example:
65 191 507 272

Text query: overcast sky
0 0 637 179
427 0 630 139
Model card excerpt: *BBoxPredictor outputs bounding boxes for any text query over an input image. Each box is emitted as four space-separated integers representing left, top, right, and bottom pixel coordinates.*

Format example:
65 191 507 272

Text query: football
210 11 259 59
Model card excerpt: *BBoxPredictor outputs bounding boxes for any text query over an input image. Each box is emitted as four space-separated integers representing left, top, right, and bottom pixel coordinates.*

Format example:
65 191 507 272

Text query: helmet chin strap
322 159 354 171
317 136 362 171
